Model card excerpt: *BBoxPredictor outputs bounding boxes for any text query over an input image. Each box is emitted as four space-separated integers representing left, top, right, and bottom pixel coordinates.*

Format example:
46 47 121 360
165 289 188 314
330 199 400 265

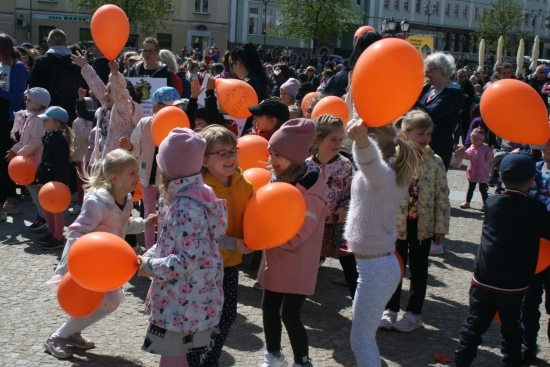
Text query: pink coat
11 109 45 167
257 167 327 296
81 64 143 164
458 144 494 183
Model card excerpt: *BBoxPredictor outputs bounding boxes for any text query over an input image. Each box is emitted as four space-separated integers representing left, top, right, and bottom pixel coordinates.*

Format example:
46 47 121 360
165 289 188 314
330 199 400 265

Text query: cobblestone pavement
1 166 549 367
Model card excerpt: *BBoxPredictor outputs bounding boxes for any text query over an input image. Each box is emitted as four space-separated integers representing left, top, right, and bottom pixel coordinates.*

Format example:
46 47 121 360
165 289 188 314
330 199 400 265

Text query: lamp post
381 17 411 38
424 2 437 27
263 0 270 51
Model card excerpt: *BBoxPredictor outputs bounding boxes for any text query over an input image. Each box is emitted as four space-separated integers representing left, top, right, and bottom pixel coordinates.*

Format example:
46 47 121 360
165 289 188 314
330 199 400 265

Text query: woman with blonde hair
159 49 183 96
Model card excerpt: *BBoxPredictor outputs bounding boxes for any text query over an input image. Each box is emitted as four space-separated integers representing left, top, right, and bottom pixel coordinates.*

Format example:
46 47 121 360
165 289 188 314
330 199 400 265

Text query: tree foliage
69 0 176 35
475 0 530 52
275 0 362 55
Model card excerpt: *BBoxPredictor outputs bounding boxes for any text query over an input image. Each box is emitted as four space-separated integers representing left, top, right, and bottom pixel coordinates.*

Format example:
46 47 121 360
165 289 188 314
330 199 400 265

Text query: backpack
47 54 87 118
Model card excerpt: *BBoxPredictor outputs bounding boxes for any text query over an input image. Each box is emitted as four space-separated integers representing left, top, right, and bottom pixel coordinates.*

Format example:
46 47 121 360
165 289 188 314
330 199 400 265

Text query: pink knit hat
268 118 315 165
280 78 300 99
470 128 485 142
156 128 206 180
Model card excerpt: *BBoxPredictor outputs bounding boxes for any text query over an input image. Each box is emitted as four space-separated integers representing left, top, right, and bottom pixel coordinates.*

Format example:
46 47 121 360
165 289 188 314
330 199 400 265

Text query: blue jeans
455 285 523 367
521 268 550 345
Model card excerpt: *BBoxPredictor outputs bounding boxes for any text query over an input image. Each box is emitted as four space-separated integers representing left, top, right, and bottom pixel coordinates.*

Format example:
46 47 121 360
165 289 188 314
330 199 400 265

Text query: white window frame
195 0 209 14
249 7 260 35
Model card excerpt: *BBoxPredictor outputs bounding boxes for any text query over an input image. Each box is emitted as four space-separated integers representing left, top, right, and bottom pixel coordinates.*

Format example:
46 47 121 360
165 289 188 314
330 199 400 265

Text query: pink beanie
156 128 206 180
470 129 485 142
280 78 300 99
268 118 315 165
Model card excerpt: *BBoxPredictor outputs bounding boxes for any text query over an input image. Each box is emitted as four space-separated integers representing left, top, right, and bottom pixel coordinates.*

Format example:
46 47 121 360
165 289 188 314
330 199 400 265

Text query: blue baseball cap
499 152 536 183
152 87 180 105
38 106 69 124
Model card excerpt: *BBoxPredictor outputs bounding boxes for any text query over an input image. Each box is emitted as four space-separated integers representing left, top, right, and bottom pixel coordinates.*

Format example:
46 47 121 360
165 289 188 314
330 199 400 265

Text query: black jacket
473 190 550 293
89 57 110 84
36 130 70 185
127 61 173 88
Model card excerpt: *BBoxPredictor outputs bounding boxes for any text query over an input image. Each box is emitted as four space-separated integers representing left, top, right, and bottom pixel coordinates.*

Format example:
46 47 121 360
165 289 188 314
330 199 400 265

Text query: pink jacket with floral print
143 174 228 334
81 64 143 164
456 143 494 183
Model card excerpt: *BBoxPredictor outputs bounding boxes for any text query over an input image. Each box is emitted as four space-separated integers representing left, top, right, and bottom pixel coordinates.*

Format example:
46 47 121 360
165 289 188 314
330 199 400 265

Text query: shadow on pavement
56 350 148 366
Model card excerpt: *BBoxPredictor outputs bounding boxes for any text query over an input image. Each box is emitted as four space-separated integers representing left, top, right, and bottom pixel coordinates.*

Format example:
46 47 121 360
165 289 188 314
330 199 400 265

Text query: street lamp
424 2 437 26
263 0 270 51
381 17 411 37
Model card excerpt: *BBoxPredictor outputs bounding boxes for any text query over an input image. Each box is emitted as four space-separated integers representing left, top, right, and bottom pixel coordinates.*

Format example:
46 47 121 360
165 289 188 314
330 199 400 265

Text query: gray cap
27 87 51 107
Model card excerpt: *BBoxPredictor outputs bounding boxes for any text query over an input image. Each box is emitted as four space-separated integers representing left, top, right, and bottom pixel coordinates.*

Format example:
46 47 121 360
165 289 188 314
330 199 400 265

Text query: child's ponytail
62 125 74 155
81 148 137 191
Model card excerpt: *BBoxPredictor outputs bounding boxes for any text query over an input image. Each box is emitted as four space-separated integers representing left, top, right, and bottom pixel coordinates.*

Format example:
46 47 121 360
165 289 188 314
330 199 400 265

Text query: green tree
475 0 529 53
275 0 362 55
69 0 176 35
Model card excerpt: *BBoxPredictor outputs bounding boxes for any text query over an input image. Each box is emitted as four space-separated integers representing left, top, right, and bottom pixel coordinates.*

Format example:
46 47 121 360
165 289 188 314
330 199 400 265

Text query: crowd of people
1 25 550 367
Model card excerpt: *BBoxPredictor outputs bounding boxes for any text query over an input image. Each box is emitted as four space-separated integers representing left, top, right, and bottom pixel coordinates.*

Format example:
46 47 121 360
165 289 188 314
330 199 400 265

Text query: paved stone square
0 167 549 366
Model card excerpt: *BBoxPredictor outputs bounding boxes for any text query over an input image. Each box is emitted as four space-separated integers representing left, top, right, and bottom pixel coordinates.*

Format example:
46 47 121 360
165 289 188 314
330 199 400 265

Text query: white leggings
351 254 401 367
52 308 115 338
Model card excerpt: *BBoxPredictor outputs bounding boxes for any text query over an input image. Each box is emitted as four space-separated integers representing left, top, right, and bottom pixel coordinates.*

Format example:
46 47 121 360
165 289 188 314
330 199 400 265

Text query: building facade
0 0 229 55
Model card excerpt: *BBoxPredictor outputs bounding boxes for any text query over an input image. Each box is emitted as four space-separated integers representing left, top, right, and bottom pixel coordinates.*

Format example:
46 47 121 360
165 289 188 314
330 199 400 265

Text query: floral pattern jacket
143 174 228 334
396 147 451 241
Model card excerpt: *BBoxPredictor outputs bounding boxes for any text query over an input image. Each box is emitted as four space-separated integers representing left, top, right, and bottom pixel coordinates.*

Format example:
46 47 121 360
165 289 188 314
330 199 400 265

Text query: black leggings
0 119 16 203
262 289 309 365
338 253 358 299
466 181 488 203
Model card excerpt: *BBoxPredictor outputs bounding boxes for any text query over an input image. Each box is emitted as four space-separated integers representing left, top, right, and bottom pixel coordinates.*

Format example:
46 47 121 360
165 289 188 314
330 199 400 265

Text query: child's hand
236 239 253 254
70 51 88 68
145 214 158 229
190 78 205 98
5 150 16 161
335 206 348 224
347 119 370 149
206 75 215 90
434 233 445 245
78 88 87 100
119 137 133 151
108 60 119 75
136 256 151 277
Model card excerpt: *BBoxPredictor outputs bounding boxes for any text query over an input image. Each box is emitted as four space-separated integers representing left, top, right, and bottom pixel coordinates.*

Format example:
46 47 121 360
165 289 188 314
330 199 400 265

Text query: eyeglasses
425 67 438 74
142 49 157 54
206 148 239 159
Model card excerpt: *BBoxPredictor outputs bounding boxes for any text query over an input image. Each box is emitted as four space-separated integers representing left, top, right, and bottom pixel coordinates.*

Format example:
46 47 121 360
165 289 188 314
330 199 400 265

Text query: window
415 0 421 12
262 8 273 35
157 33 172 50
454 4 459 18
195 0 208 14
39 25 56 50
463 5 468 18
481 8 486 19
275 9 284 35
165 0 174 11
79 28 92 48
525 13 529 26
434 2 439 15
404 0 409 11
445 3 450 16
384 0 389 10
474 7 479 20
249 7 259 35
394 0 399 10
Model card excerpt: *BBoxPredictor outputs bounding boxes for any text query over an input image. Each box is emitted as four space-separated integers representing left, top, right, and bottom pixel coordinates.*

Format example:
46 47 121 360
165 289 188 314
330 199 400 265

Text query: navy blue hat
21 43 34 49
499 152 536 183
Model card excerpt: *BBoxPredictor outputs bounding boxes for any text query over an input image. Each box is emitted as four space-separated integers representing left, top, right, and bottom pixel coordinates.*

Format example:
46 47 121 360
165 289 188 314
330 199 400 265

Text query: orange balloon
133 181 142 202
58 273 103 318
311 96 350 123
243 182 306 250
90 5 130 60
536 239 550 273
237 135 269 170
8 156 36 185
394 251 405 282
352 38 424 127
243 168 271 192
151 106 191 146
68 232 138 292
354 25 376 38
301 92 318 116
215 78 259 118
480 79 550 145
38 181 72 213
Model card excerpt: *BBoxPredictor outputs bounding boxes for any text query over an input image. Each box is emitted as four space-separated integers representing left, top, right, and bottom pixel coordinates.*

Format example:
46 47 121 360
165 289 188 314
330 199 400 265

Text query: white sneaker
429 242 444 255
260 351 288 367
378 309 397 330
392 312 424 332
68 205 81 215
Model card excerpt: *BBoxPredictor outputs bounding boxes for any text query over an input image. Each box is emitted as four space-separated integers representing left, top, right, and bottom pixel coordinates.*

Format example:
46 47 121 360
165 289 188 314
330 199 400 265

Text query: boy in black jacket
454 152 550 367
